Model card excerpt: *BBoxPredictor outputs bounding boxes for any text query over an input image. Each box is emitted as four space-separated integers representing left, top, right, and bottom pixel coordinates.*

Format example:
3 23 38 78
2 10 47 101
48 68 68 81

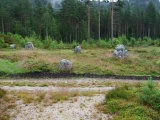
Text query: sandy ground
2 78 159 120
0 78 117 120
9 95 112 120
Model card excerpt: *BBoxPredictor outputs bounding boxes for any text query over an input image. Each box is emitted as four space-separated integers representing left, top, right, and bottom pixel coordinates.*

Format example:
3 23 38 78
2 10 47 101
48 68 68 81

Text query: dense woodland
0 0 160 44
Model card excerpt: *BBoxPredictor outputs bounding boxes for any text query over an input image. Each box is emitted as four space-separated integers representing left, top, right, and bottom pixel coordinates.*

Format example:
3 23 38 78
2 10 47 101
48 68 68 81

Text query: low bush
22 60 51 72
104 79 160 119
118 35 128 46
106 85 132 100
57 40 66 49
130 37 137 46
156 60 160 65
0 60 22 74
43 37 52 49
0 88 6 98
139 78 160 111
71 41 79 48
98 40 111 48
0 38 6 48
50 40 58 49
113 38 122 47
81 40 89 48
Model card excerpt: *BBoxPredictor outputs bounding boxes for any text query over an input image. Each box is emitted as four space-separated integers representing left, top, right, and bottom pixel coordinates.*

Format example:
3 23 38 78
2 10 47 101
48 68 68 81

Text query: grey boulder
113 44 128 58
10 44 16 49
59 59 72 71
74 46 82 53
25 42 34 50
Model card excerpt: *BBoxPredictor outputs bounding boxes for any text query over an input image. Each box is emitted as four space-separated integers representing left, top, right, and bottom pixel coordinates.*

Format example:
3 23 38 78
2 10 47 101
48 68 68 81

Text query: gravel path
9 95 112 120
2 86 114 92
1 79 116 120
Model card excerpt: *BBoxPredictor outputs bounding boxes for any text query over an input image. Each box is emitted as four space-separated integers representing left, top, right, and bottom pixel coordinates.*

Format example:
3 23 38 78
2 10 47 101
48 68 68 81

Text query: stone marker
74 46 82 53
25 42 34 50
10 44 16 49
113 44 128 58
59 59 72 71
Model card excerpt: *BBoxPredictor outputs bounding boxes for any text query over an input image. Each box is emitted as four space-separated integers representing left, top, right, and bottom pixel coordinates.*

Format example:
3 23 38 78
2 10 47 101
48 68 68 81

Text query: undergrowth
104 78 160 120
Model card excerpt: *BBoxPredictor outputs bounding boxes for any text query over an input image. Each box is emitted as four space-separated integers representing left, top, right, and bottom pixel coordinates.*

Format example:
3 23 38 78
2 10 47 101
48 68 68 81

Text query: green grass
104 79 160 120
0 47 159 76
0 60 23 74
12 90 101 104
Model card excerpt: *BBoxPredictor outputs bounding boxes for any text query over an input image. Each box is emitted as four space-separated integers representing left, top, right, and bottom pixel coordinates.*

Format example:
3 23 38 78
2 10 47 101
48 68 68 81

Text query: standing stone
74 46 82 53
59 59 72 71
10 44 16 49
25 42 34 50
113 44 128 58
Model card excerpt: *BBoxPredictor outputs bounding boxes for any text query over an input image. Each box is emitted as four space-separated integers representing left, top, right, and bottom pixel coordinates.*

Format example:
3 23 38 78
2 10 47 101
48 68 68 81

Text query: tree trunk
140 23 142 38
118 22 120 37
87 1 90 43
126 24 128 37
111 1 114 45
154 26 156 40
148 25 150 38
70 34 71 44
2 18 4 33
136 21 138 39
98 0 101 43
76 30 78 41
142 24 144 38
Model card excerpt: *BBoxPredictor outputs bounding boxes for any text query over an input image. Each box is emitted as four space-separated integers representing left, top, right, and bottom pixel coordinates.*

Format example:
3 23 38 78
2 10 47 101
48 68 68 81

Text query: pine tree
145 1 157 38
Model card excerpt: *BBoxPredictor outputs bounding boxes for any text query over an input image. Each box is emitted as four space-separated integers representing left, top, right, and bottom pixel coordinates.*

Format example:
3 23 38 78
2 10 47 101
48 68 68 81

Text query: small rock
59 59 72 71
10 44 16 49
74 46 82 53
113 44 128 58
25 42 34 50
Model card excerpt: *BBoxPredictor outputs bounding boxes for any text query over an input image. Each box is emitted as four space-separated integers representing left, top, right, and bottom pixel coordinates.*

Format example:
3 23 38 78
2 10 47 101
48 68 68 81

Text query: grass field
0 46 160 76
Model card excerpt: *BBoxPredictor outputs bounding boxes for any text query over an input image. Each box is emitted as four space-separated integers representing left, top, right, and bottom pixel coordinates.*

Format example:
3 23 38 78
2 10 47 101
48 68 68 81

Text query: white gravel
2 86 114 92
2 81 114 120
9 95 112 120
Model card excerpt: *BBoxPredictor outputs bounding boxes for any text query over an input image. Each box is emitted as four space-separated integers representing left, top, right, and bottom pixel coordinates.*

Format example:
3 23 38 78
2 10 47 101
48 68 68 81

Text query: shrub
71 41 79 48
50 40 58 49
151 40 160 46
114 105 160 120
22 60 51 72
0 38 5 48
0 88 6 98
137 37 143 46
139 78 160 111
12 34 23 45
90 38 96 45
118 35 128 46
156 60 160 65
81 40 89 48
106 85 132 100
58 40 66 49
112 38 122 47
105 99 126 113
98 40 111 48
43 37 52 49
0 60 22 74
142 36 152 46
19 38 26 48
130 37 137 46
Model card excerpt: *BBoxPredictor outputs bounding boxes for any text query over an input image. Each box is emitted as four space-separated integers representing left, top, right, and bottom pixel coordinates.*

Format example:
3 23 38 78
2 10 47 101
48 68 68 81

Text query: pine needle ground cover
0 47 159 76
